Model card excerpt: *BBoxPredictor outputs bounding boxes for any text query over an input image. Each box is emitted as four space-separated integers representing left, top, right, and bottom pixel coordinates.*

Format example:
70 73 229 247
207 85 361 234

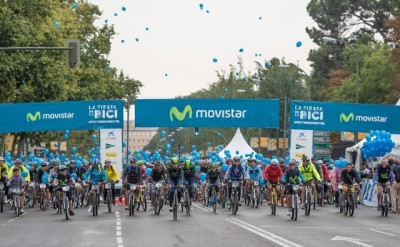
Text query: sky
89 0 318 100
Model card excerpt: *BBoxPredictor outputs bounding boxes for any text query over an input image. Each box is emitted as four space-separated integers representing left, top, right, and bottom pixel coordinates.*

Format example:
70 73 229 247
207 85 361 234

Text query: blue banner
290 100 400 134
135 99 280 128
0 100 123 133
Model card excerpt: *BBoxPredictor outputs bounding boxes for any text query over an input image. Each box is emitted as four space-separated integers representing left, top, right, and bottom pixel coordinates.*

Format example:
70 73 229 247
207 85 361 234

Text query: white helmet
271 158 279 165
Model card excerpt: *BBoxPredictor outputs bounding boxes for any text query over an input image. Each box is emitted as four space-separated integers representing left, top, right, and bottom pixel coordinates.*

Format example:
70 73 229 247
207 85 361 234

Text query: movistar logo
170 105 192 121
26 111 41 122
340 113 354 123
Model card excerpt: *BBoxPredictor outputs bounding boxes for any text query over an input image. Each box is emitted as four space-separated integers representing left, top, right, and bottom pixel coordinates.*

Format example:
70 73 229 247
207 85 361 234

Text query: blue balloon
122 6 127 11
146 168 152 176
75 160 82 168
170 139 175 143
296 41 302 47
212 58 218 63
41 173 49 184
71 173 78 180
200 172 207 181
25 165 31 172
161 131 166 138
54 22 60 27
71 147 77 153
236 150 239 155
366 135 371 141
221 164 228 172
65 130 70 135
21 171 28 178
195 166 200 173
199 3 204 10
72 3 77 9
92 135 97 140
239 48 244 53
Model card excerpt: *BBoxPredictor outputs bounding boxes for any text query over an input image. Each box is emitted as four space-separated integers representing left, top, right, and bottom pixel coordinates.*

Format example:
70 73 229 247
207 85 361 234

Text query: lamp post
322 36 360 142
124 99 132 167
278 64 290 158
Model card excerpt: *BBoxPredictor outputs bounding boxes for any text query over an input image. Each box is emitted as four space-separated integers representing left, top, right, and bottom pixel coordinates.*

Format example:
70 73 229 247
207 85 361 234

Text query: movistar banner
135 99 280 128
290 101 400 134
0 100 123 133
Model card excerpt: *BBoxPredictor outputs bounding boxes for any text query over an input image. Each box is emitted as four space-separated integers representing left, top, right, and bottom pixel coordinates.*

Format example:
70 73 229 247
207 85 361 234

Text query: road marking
192 203 212 212
229 218 303 247
369 229 397 237
115 211 123 247
332 236 374 247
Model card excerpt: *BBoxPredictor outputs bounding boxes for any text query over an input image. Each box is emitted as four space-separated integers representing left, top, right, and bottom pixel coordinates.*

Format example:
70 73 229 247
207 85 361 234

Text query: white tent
218 128 257 158
345 98 400 168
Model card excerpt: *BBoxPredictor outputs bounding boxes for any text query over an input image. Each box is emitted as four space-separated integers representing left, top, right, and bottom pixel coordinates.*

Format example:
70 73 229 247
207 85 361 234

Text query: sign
260 137 268 148
135 99 280 128
50 141 67 151
340 132 355 142
100 129 123 189
289 129 313 162
250 137 259 148
0 100 123 133
290 100 400 134
268 138 277 151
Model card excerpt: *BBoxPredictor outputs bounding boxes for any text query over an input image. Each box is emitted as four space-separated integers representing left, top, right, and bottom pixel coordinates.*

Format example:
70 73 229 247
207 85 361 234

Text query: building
123 120 157 155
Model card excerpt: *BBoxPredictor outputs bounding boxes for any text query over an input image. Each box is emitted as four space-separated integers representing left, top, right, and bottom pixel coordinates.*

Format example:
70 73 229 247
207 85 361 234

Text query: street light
322 36 360 103
279 64 290 158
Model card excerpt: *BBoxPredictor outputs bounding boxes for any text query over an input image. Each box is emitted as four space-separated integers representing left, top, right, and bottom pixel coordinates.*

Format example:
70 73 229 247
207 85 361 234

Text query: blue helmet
92 158 100 165
59 165 67 171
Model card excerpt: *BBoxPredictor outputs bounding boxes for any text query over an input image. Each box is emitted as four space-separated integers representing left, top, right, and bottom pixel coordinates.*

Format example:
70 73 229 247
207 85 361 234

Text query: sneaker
88 205 93 212
69 210 75 216
99 196 104 203
287 209 291 216
169 206 172 212
21 209 25 214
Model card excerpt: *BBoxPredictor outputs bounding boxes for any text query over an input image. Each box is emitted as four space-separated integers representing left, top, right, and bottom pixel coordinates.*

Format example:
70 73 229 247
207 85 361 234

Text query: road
1 200 399 247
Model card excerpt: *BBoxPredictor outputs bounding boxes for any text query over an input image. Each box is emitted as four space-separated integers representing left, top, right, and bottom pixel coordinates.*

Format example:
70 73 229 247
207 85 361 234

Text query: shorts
57 186 73 200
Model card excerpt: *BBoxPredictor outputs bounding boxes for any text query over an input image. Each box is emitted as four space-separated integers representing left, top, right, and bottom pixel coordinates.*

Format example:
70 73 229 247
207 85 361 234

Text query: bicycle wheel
255 190 259 209
15 197 20 217
173 191 178 221
0 193 3 213
186 190 191 216
65 197 69 220
154 194 159 215
108 194 112 213
212 190 217 213
232 191 237 215
92 193 97 216
396 196 399 213
306 192 311 216
251 190 255 208
273 193 277 215
83 190 89 207
142 192 147 212
129 193 135 216
326 187 334 205
293 195 298 221
313 192 316 210
349 195 354 216
338 192 343 213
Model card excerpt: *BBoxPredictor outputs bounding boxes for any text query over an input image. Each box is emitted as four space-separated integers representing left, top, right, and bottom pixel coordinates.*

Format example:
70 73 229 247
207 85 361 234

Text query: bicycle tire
232 190 237 215
186 189 191 216
108 194 112 213
173 191 178 221
142 193 147 212
293 195 298 221
255 190 259 209
313 191 316 210
349 195 354 216
15 197 20 217
251 190 255 208
326 188 334 205
83 190 89 207
129 193 134 216
212 190 217 213
65 196 69 220
74 190 79 209
158 197 164 215
0 194 3 213
273 193 277 215
41 193 46 211
92 193 97 216
154 194 159 215
396 196 399 213
306 191 311 216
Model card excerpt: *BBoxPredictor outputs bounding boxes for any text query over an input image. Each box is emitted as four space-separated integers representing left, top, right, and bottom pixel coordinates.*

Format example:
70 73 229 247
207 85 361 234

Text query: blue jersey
226 164 244 180
246 166 262 180
84 164 108 183
282 169 304 184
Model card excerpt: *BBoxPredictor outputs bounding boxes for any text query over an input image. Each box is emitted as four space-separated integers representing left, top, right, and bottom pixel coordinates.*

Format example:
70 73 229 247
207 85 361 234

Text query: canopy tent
345 98 400 168
218 128 256 158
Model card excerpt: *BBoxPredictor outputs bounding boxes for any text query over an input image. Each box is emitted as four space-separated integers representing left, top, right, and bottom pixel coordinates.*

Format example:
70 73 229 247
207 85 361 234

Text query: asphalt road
1 200 400 247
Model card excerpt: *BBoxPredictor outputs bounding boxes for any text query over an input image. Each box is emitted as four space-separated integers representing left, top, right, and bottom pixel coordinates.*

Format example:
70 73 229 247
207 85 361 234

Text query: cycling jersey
8 174 25 188
207 169 220 184
226 164 244 180
150 168 166 182
200 166 209 174
124 165 142 184
282 169 304 184
341 169 360 185
166 167 183 185
246 166 262 181
105 165 119 182
263 165 283 184
374 165 394 184
77 167 88 180
298 163 321 182
68 166 78 175
183 163 195 179
84 164 108 183
320 164 330 180
0 163 9 180
57 173 72 186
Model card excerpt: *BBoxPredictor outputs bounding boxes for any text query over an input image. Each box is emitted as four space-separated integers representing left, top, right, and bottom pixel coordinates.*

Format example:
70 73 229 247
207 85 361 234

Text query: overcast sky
89 0 318 100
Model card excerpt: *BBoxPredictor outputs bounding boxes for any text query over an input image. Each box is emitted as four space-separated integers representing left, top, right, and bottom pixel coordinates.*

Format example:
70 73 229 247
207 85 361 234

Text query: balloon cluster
333 158 348 168
362 130 395 159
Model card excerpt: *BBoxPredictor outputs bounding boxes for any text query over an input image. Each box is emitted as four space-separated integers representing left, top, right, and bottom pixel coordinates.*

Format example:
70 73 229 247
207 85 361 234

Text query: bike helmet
164 160 171 165
171 157 178 165
179 158 185 163
51 159 59 165
233 156 240 162
137 160 144 165
92 158 100 165
210 163 217 169
226 158 233 163
41 161 48 167
289 159 297 165
59 165 67 171
31 161 37 166
104 159 111 163
302 155 310 161
15 159 22 164
129 158 136 163
70 160 76 164
203 159 210 165
271 158 279 165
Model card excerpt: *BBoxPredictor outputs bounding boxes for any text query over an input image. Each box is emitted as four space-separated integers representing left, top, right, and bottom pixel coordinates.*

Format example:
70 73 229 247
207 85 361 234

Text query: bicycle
171 186 181 221
380 185 390 217
251 180 261 208
324 179 334 205
230 180 241 215
127 183 137 216
289 183 301 221
136 182 147 212
27 182 36 208
343 183 356 217
304 182 313 216
153 181 164 215
91 182 101 216
82 183 89 207
38 183 47 211
58 185 72 220
209 183 219 213
105 182 114 213
73 183 82 209
192 182 199 202
0 182 5 213
316 181 324 207
12 187 23 217
269 183 278 215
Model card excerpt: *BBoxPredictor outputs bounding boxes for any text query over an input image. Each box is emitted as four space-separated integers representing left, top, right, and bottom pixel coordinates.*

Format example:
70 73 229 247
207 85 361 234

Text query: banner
0 100 123 133
290 129 313 162
362 179 377 207
135 99 280 128
290 100 400 134
100 129 123 189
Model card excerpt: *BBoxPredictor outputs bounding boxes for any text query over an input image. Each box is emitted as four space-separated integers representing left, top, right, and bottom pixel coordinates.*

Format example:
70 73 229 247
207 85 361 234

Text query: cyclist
340 162 361 207
245 159 263 195
68 160 79 174
104 159 119 205
149 161 167 210
282 159 305 216
166 157 183 212
206 163 221 205
390 158 400 213
199 160 210 200
35 161 50 206
182 159 195 210
53 165 75 216
0 157 9 203
48 160 59 204
279 159 288 174
8 159 30 182
374 158 395 211
298 156 321 208
29 161 38 181
123 158 142 210
8 168 26 213
84 158 108 212
225 156 245 206
263 158 283 204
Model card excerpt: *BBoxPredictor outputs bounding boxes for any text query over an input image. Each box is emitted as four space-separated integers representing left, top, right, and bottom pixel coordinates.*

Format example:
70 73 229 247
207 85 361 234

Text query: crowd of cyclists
0 154 399 219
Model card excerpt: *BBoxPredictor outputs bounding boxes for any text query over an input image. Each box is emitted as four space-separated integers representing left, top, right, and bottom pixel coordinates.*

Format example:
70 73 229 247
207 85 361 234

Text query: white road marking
332 236 374 247
115 211 123 247
192 203 212 212
369 229 397 237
